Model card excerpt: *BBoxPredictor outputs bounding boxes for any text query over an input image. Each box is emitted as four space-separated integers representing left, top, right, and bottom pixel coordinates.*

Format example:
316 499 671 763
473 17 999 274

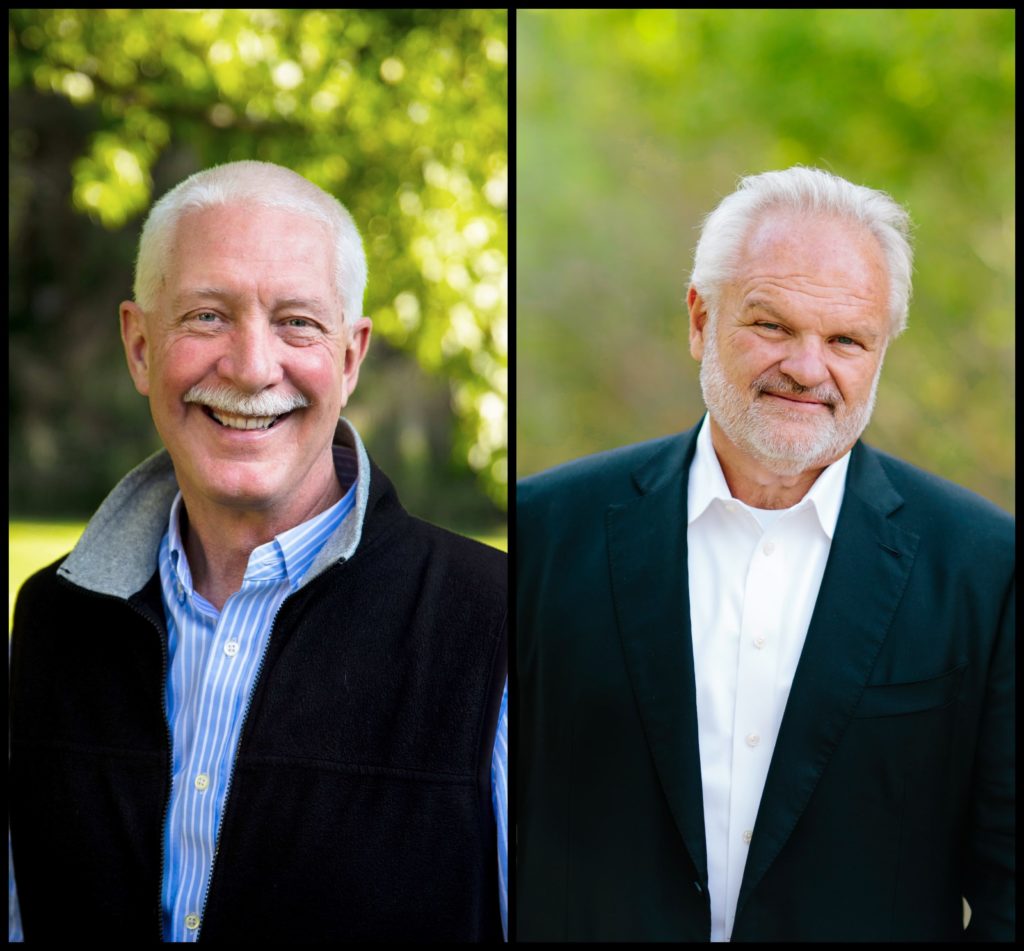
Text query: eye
833 335 860 347
193 311 220 323
281 316 323 336
756 322 785 332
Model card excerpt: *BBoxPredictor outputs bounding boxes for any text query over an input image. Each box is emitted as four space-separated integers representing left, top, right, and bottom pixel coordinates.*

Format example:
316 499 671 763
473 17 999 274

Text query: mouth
200 406 294 431
763 392 831 412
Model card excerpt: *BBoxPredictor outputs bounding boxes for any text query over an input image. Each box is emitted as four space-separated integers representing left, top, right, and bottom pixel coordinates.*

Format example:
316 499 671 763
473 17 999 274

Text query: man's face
690 210 891 477
121 202 371 519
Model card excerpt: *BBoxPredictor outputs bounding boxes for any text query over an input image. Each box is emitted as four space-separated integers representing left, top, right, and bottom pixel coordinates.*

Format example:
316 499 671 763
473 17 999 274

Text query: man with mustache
516 167 1013 941
10 161 507 942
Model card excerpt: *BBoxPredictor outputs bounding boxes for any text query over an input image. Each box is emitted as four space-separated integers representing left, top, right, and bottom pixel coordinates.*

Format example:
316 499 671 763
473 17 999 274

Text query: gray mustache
753 374 841 407
183 384 311 417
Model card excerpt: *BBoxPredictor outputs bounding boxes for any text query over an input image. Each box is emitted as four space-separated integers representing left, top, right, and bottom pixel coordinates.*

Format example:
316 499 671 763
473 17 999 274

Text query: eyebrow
744 299 881 342
173 287 331 316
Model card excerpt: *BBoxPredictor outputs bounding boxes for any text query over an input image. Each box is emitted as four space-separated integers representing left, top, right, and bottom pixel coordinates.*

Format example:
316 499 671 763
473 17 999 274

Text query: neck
708 416 827 510
180 474 343 611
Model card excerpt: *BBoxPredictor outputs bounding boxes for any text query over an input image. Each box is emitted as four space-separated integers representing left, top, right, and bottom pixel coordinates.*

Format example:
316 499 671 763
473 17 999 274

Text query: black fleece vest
10 462 507 942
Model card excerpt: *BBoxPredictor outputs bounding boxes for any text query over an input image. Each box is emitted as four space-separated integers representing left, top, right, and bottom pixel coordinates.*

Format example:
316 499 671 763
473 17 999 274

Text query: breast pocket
853 664 966 719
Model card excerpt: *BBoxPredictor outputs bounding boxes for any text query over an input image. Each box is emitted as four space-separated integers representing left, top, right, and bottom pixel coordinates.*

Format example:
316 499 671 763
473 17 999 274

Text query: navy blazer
516 423 1014 941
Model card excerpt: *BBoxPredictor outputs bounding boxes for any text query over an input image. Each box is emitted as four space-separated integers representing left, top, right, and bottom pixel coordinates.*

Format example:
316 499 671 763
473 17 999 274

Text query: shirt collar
687 412 850 539
166 445 358 597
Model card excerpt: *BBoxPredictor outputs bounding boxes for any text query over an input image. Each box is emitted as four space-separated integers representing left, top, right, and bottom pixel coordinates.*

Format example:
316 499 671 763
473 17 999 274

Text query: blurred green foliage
517 9 1014 513
10 9 507 517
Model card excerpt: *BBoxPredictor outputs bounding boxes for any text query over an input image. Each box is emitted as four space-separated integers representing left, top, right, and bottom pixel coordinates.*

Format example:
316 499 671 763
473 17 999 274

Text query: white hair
690 166 914 337
132 160 367 324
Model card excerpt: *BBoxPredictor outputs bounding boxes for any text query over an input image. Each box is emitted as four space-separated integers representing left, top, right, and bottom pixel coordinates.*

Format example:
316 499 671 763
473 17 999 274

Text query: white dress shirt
686 414 851 941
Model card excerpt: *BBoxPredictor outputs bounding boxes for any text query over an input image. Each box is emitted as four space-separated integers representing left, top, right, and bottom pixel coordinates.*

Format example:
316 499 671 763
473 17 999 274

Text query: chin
746 424 852 475
187 466 282 511
755 450 832 477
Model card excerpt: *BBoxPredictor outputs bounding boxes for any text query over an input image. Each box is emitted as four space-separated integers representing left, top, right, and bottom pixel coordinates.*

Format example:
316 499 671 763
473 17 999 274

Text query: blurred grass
10 520 506 632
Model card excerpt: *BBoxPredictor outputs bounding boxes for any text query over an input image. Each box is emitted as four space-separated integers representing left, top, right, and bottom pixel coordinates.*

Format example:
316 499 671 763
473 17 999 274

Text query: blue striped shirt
9 453 508 942
493 684 508 938
158 480 357 940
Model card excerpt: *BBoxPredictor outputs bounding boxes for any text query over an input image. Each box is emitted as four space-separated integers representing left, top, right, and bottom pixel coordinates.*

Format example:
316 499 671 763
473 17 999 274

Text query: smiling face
689 209 891 477
120 202 371 524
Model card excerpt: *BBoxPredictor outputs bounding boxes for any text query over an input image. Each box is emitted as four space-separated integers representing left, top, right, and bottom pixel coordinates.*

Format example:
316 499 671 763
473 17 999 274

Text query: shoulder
13 554 71 617
10 554 79 667
404 515 506 593
359 456 505 599
859 442 1014 551
518 431 690 521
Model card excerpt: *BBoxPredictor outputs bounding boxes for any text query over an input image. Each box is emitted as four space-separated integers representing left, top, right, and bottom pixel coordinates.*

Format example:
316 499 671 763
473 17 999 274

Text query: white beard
698 317 884 477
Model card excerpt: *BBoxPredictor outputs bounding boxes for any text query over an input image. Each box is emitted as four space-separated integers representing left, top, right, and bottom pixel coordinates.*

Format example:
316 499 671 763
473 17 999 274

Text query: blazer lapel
606 427 709 884
735 441 921 919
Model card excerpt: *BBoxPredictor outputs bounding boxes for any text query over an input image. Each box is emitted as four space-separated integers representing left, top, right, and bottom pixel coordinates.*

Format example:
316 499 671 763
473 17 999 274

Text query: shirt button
742 830 753 844
762 540 775 556
224 640 239 657
724 501 739 514
185 913 200 931
746 733 760 747
753 636 766 649
194 773 209 792
176 582 185 603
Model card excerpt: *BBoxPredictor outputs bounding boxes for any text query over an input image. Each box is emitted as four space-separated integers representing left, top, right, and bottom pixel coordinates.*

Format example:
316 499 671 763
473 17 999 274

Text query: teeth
210 410 280 430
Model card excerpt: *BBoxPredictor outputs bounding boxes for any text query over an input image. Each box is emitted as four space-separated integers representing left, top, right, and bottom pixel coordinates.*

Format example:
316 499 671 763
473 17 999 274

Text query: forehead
164 202 335 302
734 210 889 311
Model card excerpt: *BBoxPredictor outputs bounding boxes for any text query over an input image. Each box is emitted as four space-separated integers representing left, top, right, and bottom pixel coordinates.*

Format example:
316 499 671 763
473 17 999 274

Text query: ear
339 316 373 406
687 285 710 362
120 301 152 396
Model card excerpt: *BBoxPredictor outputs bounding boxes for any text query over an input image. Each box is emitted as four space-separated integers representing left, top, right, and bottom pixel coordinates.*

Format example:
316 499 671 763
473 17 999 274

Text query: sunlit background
517 10 1014 515
10 9 508 618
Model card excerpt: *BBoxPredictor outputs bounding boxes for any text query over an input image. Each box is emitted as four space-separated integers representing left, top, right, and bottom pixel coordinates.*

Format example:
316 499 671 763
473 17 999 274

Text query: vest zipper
125 597 175 943
121 554 347 941
191 562 343 942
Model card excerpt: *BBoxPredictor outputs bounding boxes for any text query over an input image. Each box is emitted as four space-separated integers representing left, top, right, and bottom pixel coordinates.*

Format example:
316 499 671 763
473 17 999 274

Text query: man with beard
516 167 1014 942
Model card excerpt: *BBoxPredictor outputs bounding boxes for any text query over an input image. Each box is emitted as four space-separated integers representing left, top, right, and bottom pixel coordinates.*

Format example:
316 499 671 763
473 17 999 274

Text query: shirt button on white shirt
194 773 209 792
686 413 852 943
185 913 200 931
746 733 760 748
224 640 239 657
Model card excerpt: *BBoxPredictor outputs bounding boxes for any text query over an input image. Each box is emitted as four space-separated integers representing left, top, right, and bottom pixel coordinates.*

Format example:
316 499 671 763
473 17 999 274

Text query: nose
777 336 831 390
217 318 285 392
